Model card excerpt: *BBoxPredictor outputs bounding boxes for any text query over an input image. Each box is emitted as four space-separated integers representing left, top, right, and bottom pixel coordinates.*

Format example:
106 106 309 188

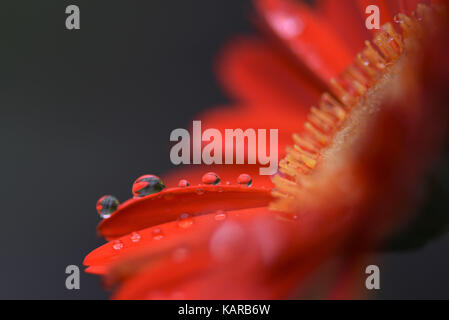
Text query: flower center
271 3 445 212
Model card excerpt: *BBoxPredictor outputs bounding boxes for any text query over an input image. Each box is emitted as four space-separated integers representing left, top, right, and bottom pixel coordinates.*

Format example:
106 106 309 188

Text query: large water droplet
112 240 124 250
96 195 119 219
132 175 165 198
152 228 164 240
237 174 253 187
178 213 194 228
130 232 141 243
202 172 221 185
178 179 190 188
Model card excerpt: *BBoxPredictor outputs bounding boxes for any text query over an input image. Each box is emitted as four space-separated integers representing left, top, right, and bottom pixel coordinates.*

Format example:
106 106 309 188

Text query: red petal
317 0 370 54
97 185 272 239
110 210 352 299
85 265 107 275
217 37 322 111
255 0 353 82
85 208 271 274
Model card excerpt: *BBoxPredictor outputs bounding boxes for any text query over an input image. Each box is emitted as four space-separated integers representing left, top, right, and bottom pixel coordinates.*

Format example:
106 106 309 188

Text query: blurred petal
255 0 353 82
217 37 322 111
317 0 370 54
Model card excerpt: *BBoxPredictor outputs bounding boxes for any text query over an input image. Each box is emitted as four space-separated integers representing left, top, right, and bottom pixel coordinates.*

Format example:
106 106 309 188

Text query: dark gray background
0 0 448 299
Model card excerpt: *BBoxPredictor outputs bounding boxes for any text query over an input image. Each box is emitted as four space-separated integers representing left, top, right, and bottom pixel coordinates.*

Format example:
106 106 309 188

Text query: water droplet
112 240 124 250
201 172 221 185
152 228 164 240
214 210 227 221
96 195 119 219
178 179 190 188
178 213 194 228
226 181 231 185
130 232 141 243
237 174 253 187
196 188 205 195
132 175 165 198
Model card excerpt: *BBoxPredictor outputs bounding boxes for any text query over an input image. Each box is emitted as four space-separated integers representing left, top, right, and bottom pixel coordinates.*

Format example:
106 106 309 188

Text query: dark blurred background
0 0 448 299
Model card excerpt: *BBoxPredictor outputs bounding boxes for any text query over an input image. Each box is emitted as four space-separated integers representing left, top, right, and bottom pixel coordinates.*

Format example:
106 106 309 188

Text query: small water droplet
237 174 253 187
201 172 221 185
226 181 231 185
132 174 165 198
96 195 119 219
130 232 141 242
112 240 124 250
178 179 190 188
178 213 194 228
214 210 227 221
196 188 205 195
152 228 164 240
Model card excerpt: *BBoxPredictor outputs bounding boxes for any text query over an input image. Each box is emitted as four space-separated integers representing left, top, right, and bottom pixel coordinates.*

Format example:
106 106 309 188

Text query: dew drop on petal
112 240 124 250
130 232 141 243
201 172 221 185
178 179 190 188
214 210 227 221
237 173 253 187
132 174 165 198
96 195 119 219
152 228 164 240
178 213 194 229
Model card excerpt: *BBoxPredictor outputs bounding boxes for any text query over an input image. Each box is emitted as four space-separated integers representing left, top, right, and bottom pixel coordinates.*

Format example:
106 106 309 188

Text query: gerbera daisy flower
84 0 449 299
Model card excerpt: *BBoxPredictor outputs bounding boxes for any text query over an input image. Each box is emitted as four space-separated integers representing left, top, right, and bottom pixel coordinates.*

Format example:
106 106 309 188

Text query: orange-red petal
97 185 272 239
317 0 370 54
86 208 267 269
255 0 353 82
217 37 322 111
